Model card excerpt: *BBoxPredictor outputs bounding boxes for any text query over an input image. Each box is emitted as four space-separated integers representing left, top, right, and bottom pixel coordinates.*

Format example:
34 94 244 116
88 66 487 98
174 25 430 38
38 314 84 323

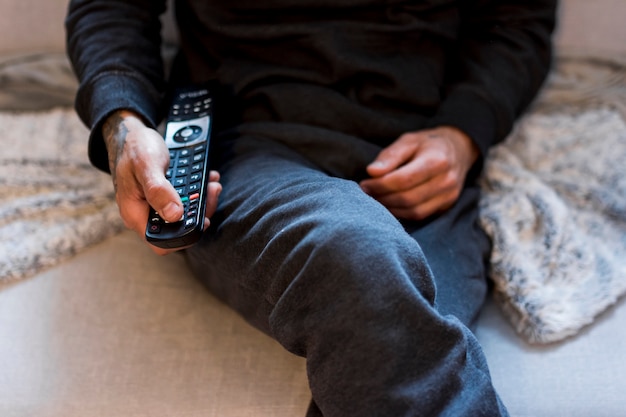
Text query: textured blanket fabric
0 52 624 345
0 109 124 281
479 53 626 343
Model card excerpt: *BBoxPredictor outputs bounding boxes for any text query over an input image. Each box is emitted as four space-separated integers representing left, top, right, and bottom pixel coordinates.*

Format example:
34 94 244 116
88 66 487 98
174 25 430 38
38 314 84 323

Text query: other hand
359 126 478 221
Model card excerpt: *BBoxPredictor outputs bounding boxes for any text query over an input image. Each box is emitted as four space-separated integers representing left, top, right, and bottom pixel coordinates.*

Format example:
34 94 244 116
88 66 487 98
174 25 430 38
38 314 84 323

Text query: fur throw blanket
479 53 626 343
0 109 124 281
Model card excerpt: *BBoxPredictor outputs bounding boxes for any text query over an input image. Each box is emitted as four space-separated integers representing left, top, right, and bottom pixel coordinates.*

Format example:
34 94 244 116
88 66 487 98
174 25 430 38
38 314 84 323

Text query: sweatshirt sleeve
65 0 168 172
428 0 558 159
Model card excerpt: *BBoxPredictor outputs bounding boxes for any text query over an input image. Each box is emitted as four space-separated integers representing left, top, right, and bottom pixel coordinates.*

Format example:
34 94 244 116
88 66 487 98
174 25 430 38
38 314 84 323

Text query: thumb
366 136 416 178
141 169 184 222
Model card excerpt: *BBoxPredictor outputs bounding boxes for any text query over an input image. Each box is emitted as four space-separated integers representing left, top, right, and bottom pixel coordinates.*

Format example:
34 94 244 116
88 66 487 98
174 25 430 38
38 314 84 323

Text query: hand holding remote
102 109 221 255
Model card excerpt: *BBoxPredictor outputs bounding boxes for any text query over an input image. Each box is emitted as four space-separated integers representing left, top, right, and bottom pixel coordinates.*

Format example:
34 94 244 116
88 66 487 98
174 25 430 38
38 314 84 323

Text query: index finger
360 157 435 196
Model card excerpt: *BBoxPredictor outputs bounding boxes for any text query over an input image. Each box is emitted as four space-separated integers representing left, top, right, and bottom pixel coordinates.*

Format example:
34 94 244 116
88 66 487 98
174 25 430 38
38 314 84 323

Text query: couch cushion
0 231 311 417
476 298 626 417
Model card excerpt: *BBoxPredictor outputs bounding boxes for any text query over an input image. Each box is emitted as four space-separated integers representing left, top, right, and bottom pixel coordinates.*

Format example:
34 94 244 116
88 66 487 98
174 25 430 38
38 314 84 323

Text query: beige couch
1 1 626 416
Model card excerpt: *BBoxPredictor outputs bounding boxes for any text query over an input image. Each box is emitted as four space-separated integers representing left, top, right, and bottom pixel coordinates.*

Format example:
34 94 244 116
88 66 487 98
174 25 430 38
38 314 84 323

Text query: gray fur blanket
0 52 625 345
479 53 626 343
0 109 124 281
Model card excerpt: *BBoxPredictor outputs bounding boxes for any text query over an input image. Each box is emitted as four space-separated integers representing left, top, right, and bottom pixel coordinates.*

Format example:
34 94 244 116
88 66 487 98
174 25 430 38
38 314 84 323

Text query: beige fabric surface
0 231 311 417
2 0 626 56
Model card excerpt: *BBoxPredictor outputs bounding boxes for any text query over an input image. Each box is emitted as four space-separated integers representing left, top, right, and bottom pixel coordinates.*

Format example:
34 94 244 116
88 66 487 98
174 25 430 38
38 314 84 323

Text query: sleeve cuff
427 88 499 159
74 72 163 173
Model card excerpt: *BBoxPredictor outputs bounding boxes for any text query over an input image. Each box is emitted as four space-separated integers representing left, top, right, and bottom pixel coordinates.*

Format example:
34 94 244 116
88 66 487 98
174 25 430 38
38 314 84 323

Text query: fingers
385 196 455 220
360 127 476 221
202 171 222 231
365 133 418 178
150 171 222 255
137 164 184 223
116 173 182 249
360 149 449 196
373 173 461 220
208 170 221 183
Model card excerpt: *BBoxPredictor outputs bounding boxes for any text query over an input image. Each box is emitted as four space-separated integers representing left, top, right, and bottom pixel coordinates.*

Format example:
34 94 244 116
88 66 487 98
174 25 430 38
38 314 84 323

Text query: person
66 1 557 415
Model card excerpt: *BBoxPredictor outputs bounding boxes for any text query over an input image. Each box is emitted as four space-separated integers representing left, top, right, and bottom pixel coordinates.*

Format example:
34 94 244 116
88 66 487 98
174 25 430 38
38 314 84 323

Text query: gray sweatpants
185 125 508 416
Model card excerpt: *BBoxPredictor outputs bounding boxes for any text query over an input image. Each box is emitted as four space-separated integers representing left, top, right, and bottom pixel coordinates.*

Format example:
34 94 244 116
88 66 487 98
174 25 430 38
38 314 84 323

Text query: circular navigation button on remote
173 125 203 143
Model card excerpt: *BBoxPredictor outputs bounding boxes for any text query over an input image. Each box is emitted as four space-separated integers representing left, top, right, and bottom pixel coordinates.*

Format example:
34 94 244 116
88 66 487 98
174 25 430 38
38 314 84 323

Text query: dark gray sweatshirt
66 0 557 173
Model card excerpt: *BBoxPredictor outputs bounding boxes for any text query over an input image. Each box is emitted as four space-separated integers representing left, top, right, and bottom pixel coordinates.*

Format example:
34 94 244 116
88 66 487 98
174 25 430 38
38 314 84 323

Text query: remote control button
178 157 190 167
189 193 200 201
173 177 187 187
193 153 205 162
184 218 196 229
176 167 189 176
173 125 203 143
191 162 203 172
148 223 162 234
190 173 201 182
188 183 201 193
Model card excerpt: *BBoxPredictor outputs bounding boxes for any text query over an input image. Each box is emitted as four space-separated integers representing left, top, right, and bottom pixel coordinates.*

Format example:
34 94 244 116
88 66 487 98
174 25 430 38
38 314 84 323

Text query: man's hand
359 126 478 221
103 110 222 255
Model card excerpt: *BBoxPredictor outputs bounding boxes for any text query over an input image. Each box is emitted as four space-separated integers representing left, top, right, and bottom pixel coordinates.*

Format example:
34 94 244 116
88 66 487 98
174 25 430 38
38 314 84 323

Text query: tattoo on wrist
102 111 129 189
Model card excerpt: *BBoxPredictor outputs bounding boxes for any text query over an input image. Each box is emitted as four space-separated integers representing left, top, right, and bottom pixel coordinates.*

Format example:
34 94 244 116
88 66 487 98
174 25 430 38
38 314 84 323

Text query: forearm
65 0 168 172
430 0 558 158
101 110 148 182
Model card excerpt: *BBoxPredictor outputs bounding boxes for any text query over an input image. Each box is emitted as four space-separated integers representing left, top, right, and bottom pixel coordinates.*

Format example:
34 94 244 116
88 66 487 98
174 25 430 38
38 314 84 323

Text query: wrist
102 109 146 174
102 109 146 137
437 125 479 165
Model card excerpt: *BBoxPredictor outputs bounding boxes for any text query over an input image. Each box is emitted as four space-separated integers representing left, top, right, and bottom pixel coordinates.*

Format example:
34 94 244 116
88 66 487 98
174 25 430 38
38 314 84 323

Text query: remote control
145 87 213 249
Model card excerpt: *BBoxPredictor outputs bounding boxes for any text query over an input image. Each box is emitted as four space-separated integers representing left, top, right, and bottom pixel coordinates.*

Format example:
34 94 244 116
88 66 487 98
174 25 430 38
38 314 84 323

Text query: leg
186 134 507 416
404 183 492 328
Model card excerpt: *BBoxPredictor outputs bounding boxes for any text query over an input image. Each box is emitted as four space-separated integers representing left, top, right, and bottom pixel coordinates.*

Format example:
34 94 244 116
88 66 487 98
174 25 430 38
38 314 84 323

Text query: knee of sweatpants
256 183 440 350
263 179 435 296
189 176 438 346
